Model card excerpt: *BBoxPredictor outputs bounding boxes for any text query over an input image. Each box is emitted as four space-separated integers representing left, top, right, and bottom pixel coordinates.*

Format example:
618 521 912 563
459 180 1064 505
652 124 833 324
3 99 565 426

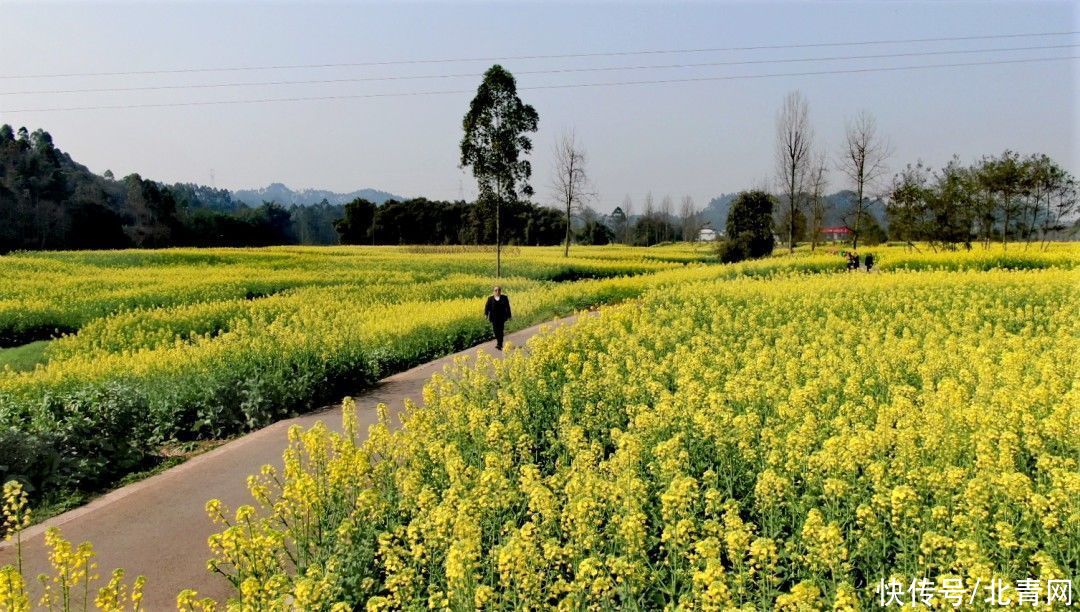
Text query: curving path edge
0 315 582 608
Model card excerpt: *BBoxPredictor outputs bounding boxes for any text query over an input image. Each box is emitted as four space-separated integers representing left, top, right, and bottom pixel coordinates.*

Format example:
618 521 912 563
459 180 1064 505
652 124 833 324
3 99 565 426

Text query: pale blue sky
1 1 1077 212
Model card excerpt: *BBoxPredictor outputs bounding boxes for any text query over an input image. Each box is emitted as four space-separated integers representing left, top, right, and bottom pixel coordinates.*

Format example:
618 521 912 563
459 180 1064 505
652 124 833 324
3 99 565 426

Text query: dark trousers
492 320 505 349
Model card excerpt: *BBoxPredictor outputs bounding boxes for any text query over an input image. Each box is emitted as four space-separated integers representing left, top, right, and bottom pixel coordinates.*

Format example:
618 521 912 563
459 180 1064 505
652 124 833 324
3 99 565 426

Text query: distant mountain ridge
232 182 405 207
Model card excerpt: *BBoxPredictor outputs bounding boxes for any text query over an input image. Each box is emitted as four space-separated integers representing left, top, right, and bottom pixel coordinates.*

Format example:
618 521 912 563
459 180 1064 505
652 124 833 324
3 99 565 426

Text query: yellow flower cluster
184 262 1077 608
5 478 147 611
0 505 145 612
0 244 699 341
1 244 717 494
2 482 31 541
4 244 1073 495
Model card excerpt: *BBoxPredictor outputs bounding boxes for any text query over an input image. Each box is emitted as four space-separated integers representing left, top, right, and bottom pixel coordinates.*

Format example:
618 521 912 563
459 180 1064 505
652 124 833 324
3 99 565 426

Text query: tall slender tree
550 129 595 257
610 205 628 245
1045 171 1077 247
979 150 1025 250
642 192 656 245
838 110 892 248
620 195 634 244
680 195 699 242
887 162 932 249
775 91 814 252
931 157 978 250
460 65 539 277
806 150 830 251
660 195 674 242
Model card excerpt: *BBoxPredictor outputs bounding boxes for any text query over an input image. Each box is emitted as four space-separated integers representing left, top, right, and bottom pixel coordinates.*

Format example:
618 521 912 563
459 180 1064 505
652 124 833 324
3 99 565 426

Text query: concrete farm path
0 315 582 609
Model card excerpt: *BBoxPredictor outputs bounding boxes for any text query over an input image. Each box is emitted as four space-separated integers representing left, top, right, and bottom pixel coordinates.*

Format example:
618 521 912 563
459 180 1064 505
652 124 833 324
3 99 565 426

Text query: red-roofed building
820 226 851 242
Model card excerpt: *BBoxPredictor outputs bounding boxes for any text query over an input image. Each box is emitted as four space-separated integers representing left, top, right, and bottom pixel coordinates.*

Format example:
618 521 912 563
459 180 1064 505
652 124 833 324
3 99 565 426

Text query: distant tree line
0 122 700 253
3 122 1075 255
887 151 1077 250
334 197 565 246
340 192 722 250
765 91 1078 254
720 147 1078 263
0 125 568 253
594 192 704 248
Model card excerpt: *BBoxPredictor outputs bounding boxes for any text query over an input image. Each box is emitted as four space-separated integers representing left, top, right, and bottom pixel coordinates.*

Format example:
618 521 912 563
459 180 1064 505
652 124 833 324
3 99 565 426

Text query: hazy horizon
1 1 1077 213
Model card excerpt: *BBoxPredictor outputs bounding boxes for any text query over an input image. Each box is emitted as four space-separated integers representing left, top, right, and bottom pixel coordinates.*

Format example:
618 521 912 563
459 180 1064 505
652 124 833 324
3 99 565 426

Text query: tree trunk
789 162 797 253
1002 189 1010 251
496 197 502 278
564 196 571 257
852 182 864 249
1041 195 1052 251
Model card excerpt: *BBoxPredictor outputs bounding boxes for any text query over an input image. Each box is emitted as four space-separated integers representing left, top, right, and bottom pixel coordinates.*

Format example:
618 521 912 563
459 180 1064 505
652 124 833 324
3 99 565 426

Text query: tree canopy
719 190 776 262
460 65 539 276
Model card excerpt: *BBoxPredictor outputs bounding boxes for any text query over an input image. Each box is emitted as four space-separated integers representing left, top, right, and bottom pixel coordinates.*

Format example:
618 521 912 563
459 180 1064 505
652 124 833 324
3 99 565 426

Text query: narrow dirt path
0 315 581 608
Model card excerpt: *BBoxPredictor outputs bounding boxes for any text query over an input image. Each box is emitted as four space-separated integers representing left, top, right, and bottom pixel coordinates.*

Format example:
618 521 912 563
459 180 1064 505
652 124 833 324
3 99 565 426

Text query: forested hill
0 125 567 253
0 125 337 251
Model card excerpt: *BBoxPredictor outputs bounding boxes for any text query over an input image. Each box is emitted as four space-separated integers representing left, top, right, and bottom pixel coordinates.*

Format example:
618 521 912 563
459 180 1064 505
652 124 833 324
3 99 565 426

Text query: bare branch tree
775 90 814 252
550 129 596 257
1044 169 1077 248
660 195 674 243
643 192 655 245
807 150 830 251
620 194 634 244
680 195 700 242
838 110 892 249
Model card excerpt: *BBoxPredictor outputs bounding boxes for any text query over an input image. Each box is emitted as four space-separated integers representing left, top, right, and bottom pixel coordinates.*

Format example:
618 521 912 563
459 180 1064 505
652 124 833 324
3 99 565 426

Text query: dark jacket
484 295 512 324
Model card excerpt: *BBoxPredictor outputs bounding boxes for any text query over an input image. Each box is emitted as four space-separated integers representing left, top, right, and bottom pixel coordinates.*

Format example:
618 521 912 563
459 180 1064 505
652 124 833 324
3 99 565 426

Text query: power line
3 43 1074 96
1 30 1076 80
3 55 1075 114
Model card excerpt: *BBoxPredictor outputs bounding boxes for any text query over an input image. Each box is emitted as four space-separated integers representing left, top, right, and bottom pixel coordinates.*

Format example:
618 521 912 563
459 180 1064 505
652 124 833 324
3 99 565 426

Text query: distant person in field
851 251 861 271
864 253 875 273
484 285 512 351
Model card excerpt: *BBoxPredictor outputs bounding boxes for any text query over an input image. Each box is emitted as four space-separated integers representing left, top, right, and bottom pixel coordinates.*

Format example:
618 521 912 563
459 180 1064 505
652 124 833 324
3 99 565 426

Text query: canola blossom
1 244 1077 611
0 245 714 493
1 480 146 612
3 244 1072 496
0 245 697 346
187 266 1077 609
11 241 1029 496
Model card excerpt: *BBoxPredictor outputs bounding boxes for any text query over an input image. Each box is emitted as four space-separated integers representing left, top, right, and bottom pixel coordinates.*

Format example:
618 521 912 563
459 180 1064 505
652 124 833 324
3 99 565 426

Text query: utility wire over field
0 30 1076 113
3 56 1078 114
1 29 1075 79
2 43 1076 96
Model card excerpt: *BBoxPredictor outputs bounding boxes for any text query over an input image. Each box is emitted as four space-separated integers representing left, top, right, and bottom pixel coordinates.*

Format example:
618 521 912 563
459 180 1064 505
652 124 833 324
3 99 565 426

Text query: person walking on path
864 253 875 273
484 285 512 350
